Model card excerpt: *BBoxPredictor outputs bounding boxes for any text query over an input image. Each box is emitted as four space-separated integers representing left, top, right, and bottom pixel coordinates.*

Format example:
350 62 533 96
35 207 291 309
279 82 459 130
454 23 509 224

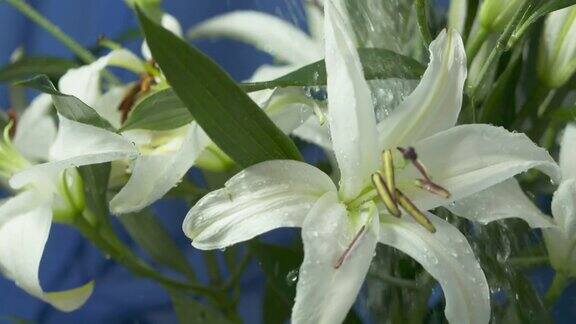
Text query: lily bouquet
0 0 575 323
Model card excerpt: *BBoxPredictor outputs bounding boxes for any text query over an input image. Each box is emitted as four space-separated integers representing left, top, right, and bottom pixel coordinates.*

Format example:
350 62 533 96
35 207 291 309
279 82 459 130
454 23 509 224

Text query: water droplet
286 269 299 286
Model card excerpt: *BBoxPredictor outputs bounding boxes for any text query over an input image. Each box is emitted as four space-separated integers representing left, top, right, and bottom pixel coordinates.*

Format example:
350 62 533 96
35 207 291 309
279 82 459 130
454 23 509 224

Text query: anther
334 225 366 269
382 149 396 201
372 172 400 217
414 179 451 199
395 189 436 233
397 146 432 181
7 109 17 139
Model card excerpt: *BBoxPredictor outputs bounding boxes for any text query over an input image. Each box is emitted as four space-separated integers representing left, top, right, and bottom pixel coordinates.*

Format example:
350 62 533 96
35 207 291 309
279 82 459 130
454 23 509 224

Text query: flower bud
537 5 576 88
479 0 526 32
0 122 30 180
52 169 86 224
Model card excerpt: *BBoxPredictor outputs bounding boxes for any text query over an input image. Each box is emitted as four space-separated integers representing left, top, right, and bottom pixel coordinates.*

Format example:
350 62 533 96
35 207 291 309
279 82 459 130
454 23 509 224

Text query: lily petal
13 94 56 162
188 11 322 65
58 49 145 106
0 191 93 311
305 0 325 42
183 160 336 250
544 179 576 276
378 29 467 149
379 213 490 324
560 124 576 180
110 123 211 214
448 178 554 228
93 86 128 129
325 1 379 201
292 192 379 324
10 116 137 191
402 124 561 210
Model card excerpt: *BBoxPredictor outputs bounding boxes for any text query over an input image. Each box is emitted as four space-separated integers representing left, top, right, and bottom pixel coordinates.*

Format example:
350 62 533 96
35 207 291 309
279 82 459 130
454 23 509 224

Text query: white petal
92 86 128 129
544 179 576 276
401 124 561 210
13 94 56 162
325 1 379 200
188 11 322 65
560 124 576 180
292 116 332 150
448 178 554 228
110 123 211 214
0 191 93 311
378 29 467 149
305 0 325 42
264 88 315 134
142 13 183 61
58 49 144 106
183 160 336 250
292 192 378 324
10 116 137 190
379 213 490 324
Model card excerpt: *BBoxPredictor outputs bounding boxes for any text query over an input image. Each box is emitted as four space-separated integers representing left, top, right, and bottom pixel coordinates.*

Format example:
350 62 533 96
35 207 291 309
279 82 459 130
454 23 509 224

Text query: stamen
414 179 451 199
372 172 400 217
397 146 431 181
7 109 17 139
334 225 366 269
395 189 436 233
382 149 396 201
119 74 156 123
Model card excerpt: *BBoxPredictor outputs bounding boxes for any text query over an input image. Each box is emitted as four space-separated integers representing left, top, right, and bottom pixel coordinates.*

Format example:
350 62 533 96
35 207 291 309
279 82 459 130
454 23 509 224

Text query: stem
222 251 252 290
466 26 489 63
512 84 552 130
203 250 222 285
508 256 549 268
544 273 569 308
368 272 421 290
415 0 433 46
5 0 95 64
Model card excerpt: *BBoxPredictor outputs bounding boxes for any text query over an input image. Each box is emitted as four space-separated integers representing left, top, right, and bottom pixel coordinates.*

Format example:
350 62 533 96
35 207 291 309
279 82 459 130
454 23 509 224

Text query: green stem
368 271 421 290
512 84 552 131
5 0 95 64
544 273 569 308
203 250 222 285
508 256 549 268
466 26 489 63
415 0 433 46
222 251 252 290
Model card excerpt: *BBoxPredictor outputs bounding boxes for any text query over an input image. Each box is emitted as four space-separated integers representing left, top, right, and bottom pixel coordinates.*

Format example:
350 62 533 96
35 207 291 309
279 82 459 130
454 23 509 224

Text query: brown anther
414 179 451 199
7 109 17 138
395 189 436 233
397 146 432 181
334 225 366 269
118 74 156 124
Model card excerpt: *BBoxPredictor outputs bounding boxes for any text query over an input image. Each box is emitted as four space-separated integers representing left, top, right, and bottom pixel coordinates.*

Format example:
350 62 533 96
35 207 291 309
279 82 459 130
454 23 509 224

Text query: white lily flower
537 5 576 88
543 124 576 277
0 95 93 311
183 3 559 323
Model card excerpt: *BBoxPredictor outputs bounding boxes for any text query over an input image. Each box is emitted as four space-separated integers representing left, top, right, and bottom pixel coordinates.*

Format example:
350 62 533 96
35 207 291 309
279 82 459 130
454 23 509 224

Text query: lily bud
52 169 86 224
537 5 576 88
479 0 525 32
0 122 30 180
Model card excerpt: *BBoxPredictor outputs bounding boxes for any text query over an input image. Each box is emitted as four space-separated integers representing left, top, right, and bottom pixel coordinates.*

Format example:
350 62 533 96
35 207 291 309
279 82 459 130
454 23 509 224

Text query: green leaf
78 163 112 220
17 75 115 131
241 48 425 92
137 8 302 168
119 210 196 279
121 89 192 131
168 289 233 324
0 57 77 83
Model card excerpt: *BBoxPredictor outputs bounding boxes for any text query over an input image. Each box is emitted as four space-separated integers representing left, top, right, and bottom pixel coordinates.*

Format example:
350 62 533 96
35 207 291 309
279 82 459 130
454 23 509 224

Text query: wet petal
13 94 56 162
448 178 554 228
560 124 576 180
58 49 145 106
379 213 490 324
183 160 336 250
10 116 137 190
325 1 379 200
401 124 561 210
292 192 378 324
292 116 332 150
378 29 467 149
188 11 321 65
110 123 211 214
0 191 93 311
544 179 576 276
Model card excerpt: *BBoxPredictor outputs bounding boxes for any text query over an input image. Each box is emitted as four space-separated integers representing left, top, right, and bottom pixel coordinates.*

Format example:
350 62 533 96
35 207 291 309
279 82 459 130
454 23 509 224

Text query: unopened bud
479 0 526 32
52 169 86 224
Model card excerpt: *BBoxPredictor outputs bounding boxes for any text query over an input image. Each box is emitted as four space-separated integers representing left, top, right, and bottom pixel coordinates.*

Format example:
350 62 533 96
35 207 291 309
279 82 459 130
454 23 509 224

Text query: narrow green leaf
78 163 112 223
137 8 302 168
168 289 233 324
120 210 197 280
18 75 115 131
241 48 425 92
0 57 77 83
121 89 192 131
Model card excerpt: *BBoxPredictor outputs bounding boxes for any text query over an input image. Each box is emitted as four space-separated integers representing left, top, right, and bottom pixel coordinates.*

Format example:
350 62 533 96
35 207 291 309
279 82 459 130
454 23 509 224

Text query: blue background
0 0 574 323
